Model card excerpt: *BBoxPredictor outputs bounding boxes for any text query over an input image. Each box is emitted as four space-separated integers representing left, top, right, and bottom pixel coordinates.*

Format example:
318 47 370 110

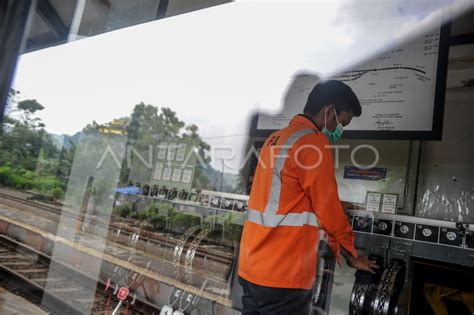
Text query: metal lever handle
112 300 122 315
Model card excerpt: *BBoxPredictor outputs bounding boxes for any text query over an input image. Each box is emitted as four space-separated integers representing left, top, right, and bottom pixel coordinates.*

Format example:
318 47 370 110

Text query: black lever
456 222 468 238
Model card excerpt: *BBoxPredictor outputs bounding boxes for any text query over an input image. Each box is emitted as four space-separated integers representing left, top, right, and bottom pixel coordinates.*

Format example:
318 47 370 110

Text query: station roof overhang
25 0 232 53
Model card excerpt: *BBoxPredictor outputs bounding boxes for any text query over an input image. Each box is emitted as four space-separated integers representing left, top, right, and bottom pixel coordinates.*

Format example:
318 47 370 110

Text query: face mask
322 108 343 143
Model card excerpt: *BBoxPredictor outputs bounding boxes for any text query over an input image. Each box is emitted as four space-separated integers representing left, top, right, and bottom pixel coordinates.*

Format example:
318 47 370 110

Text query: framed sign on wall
253 24 450 140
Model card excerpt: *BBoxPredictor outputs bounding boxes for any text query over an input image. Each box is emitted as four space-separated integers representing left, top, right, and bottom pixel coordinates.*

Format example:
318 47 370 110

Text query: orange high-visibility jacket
238 114 357 289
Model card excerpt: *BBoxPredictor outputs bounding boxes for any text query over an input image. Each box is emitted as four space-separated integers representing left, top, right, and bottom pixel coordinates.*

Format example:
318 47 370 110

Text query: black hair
303 80 361 117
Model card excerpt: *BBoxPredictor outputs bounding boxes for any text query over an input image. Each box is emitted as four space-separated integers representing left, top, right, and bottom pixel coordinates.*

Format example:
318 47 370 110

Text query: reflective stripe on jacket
238 114 357 289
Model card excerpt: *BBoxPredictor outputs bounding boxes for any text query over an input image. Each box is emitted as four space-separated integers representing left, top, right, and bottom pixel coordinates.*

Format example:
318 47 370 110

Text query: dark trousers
238 276 313 315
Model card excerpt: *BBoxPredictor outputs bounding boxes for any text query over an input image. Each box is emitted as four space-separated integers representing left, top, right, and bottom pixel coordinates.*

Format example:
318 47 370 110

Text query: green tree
51 187 64 200
16 99 45 128
1 88 19 130
121 103 211 188
0 97 54 171
0 90 67 194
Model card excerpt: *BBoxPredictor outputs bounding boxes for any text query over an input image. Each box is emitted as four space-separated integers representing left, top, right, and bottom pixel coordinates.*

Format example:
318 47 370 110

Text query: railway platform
0 192 238 314
0 287 48 314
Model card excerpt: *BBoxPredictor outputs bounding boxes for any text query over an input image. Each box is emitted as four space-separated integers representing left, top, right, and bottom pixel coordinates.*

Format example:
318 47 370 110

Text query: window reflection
2 1 473 314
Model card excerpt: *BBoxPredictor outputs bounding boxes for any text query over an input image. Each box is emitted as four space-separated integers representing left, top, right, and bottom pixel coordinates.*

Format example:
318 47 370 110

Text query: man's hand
346 256 379 274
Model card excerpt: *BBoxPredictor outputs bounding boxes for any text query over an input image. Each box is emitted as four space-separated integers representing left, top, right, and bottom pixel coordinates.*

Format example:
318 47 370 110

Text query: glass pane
1 1 472 314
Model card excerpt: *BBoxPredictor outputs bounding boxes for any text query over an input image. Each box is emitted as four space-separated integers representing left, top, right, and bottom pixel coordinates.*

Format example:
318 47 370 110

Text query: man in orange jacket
238 80 378 314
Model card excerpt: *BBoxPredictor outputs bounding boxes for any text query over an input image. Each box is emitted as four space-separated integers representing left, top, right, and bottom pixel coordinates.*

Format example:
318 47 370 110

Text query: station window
1 1 474 315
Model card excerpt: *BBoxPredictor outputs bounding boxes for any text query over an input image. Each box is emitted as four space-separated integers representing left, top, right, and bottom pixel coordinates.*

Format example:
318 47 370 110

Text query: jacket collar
290 114 321 132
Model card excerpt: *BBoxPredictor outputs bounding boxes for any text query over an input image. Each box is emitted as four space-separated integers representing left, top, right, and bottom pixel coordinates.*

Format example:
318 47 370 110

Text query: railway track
0 234 160 314
0 191 65 215
0 191 234 265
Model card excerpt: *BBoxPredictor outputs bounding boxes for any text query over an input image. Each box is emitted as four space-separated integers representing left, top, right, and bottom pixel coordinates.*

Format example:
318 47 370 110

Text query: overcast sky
11 0 472 172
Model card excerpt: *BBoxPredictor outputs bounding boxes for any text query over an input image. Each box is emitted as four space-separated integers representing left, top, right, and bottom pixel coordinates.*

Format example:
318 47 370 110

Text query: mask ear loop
325 107 339 129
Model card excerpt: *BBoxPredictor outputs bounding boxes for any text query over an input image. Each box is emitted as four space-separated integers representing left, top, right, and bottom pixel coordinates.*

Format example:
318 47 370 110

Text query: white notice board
255 25 449 140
